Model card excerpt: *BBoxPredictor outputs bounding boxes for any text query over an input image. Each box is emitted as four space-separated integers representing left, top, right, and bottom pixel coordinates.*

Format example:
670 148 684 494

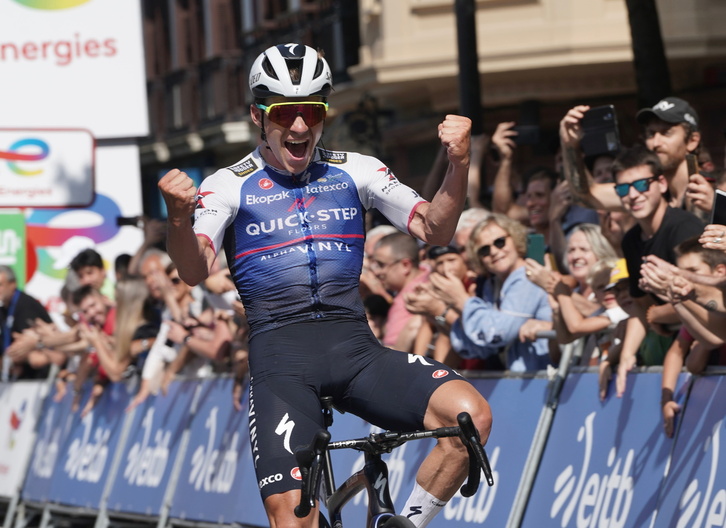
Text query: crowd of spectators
1 95 725 437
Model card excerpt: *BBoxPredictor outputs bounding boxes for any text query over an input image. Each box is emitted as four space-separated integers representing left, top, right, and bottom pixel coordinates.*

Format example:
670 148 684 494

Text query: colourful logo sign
0 138 50 176
12 0 92 9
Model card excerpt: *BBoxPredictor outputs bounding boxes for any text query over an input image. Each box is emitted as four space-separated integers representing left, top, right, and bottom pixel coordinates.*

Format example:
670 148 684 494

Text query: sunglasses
614 176 657 198
477 235 509 258
255 101 329 128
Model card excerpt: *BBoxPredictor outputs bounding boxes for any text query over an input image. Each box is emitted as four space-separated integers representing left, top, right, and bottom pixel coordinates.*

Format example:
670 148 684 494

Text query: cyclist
158 43 492 528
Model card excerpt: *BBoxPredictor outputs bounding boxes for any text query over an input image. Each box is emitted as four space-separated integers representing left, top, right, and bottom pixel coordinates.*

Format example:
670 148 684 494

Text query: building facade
138 0 726 214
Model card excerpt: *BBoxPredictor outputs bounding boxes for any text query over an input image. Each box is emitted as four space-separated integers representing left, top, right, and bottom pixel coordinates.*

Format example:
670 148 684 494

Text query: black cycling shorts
247 318 462 500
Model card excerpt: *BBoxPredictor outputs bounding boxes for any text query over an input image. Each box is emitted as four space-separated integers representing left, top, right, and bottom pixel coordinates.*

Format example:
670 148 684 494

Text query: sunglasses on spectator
614 176 657 198
255 101 329 128
476 235 509 258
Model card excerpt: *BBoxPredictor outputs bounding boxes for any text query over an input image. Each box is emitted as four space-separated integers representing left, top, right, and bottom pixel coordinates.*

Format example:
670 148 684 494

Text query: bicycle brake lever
457 412 494 496
294 430 331 518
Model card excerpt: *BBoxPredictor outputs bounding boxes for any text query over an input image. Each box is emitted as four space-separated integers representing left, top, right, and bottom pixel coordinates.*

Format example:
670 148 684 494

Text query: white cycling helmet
249 43 332 99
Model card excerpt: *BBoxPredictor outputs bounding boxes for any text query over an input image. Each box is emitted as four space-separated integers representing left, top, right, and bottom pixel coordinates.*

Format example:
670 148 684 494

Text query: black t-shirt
621 206 704 300
0 289 53 379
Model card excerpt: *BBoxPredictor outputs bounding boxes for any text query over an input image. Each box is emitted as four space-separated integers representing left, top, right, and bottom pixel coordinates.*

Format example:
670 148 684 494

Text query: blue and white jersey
192 146 425 337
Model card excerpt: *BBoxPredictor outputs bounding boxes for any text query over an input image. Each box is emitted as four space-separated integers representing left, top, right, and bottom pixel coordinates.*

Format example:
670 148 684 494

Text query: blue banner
45 381 133 508
168 377 263 524
21 382 77 503
522 372 675 528
105 380 198 515
653 375 726 528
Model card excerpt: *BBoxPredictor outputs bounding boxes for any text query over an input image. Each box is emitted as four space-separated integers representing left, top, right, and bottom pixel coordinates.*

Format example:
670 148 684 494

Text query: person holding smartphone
560 96 705 213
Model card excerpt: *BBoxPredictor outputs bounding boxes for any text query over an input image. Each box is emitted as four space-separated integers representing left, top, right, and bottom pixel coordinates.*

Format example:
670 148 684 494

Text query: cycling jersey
192 146 425 337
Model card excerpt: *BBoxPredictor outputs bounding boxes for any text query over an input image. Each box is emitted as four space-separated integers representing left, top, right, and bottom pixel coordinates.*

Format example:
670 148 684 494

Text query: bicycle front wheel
380 515 416 528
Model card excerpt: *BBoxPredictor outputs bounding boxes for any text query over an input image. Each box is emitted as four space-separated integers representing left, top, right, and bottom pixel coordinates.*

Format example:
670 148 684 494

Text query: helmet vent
261 58 279 81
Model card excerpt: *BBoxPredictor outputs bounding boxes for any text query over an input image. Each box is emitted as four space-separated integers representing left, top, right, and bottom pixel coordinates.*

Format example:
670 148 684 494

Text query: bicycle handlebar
457 412 494 496
293 412 494 518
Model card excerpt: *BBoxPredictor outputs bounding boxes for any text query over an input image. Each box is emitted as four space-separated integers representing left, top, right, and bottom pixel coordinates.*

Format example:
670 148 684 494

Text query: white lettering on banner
676 420 724 528
246 208 358 236
63 414 110 483
0 230 22 262
550 412 634 528
444 446 500 523
123 408 170 487
188 407 239 493
31 408 60 479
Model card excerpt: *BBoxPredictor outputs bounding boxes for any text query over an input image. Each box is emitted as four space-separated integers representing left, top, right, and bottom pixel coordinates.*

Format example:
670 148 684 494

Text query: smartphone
525 233 546 265
686 154 699 177
512 124 540 146
580 105 620 157
711 189 726 225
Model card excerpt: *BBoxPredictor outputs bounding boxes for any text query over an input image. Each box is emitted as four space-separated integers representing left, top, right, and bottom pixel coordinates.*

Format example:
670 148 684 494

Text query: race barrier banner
652 375 726 528
3 370 722 528
45 381 132 509
105 380 198 516
0 381 48 498
520 372 688 528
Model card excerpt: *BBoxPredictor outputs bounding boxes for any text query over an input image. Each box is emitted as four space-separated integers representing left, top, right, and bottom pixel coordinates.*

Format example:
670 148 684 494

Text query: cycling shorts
247 318 462 500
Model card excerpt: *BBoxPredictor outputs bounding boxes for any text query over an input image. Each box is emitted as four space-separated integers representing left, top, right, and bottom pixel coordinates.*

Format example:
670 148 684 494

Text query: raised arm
158 169 216 286
409 115 471 245
560 106 623 212
490 122 527 220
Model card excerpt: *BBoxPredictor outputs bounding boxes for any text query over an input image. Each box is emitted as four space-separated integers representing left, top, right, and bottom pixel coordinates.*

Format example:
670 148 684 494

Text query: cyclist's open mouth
286 140 308 159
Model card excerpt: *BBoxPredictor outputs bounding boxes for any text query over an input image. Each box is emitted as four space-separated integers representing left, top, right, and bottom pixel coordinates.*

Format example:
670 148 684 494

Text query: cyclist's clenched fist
159 168 197 221
438 114 471 169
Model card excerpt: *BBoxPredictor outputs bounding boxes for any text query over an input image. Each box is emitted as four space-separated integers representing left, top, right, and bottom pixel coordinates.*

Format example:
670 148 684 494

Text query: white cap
53 236 96 270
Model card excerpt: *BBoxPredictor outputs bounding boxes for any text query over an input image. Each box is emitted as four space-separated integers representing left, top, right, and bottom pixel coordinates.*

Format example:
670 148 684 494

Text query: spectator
0 265 54 381
372 232 430 351
560 96 703 212
70 248 116 301
610 145 704 397
641 237 726 437
404 245 475 367
428 213 554 372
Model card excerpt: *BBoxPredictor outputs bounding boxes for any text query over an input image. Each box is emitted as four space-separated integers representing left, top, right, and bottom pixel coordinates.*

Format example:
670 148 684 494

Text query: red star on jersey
196 191 214 208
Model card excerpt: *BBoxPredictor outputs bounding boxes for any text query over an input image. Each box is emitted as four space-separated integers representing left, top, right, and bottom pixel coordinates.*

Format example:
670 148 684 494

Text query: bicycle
294 397 494 528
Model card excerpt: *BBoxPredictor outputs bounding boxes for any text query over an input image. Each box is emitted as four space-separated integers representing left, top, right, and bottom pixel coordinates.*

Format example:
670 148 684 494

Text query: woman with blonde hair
426 213 554 372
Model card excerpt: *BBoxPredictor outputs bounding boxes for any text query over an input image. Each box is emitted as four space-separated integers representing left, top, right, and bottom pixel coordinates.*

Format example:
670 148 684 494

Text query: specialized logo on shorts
432 369 449 379
259 178 274 190
290 467 302 480
228 158 258 177
258 472 283 489
196 191 214 208
275 413 296 455
318 149 347 164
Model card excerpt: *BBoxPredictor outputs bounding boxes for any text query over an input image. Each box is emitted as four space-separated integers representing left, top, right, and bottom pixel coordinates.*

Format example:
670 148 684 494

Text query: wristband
435 306 451 326
183 334 192 345
660 388 674 408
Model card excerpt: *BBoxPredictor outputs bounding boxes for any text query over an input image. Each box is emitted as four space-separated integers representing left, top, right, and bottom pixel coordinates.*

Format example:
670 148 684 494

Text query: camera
116 216 143 228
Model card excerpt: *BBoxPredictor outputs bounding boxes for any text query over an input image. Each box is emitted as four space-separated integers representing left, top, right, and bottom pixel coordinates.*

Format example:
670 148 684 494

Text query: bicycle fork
325 452 398 528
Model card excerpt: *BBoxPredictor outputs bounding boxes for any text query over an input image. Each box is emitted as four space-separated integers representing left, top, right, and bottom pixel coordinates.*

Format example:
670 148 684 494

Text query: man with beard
560 97 705 212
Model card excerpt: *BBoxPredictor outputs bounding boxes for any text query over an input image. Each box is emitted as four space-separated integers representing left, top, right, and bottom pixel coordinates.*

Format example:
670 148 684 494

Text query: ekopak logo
0 138 50 176
12 0 92 10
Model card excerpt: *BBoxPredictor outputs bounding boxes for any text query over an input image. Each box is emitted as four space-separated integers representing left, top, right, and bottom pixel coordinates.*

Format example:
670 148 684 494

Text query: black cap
636 97 699 129
427 245 460 260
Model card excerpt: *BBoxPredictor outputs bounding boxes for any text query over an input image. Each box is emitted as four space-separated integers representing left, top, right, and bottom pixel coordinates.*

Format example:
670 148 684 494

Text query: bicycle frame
295 399 493 528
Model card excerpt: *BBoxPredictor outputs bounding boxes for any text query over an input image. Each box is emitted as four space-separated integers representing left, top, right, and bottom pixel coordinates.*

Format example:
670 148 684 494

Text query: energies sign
0 0 148 139
0 129 94 207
